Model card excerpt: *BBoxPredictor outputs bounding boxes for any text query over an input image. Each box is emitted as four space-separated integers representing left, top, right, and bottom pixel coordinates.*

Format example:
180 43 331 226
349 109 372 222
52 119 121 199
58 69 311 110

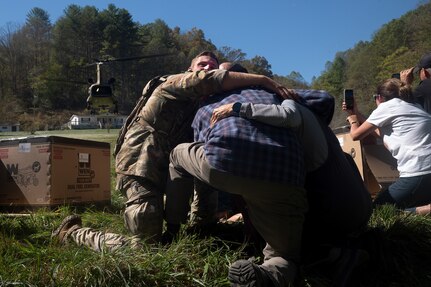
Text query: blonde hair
377 78 413 103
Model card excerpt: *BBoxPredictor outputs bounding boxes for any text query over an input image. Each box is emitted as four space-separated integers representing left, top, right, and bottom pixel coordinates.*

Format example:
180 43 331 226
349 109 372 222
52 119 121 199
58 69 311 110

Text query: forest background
1 1 431 130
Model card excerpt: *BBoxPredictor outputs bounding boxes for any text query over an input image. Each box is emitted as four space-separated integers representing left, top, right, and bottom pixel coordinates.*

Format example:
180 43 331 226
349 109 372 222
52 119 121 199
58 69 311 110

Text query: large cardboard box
335 127 399 196
0 136 111 209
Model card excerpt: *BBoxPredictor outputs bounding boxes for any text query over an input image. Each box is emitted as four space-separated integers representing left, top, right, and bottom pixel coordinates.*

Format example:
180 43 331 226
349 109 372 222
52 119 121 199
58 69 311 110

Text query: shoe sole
52 214 82 238
228 260 258 287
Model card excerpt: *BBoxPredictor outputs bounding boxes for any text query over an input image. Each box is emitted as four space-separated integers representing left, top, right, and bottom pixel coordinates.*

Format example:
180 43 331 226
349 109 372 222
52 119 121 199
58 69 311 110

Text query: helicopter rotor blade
83 62 99 68
111 53 173 62
88 53 173 65
42 78 88 85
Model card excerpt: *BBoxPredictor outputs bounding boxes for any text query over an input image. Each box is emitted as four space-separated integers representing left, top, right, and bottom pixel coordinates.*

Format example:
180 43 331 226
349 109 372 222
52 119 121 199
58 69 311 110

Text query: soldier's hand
211 103 234 127
262 77 297 100
285 89 300 101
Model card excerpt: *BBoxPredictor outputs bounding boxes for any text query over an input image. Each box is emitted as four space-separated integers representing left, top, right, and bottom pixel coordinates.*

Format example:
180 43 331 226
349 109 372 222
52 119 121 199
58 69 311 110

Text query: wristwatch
232 102 242 114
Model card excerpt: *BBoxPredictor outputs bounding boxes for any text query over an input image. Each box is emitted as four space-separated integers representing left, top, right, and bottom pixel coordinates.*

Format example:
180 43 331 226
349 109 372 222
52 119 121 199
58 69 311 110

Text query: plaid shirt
192 88 305 186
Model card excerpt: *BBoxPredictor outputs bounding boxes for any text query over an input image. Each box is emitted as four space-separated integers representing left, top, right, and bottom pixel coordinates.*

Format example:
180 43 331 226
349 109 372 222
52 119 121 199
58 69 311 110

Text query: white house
68 114 127 129
0 123 20 132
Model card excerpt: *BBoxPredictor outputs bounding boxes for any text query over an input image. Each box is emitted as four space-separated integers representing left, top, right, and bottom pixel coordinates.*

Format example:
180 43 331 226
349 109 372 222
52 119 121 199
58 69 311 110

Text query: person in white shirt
343 78 431 213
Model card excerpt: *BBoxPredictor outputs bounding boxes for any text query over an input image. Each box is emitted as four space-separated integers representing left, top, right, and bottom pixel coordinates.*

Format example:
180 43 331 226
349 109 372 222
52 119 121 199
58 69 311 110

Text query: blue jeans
373 172 431 209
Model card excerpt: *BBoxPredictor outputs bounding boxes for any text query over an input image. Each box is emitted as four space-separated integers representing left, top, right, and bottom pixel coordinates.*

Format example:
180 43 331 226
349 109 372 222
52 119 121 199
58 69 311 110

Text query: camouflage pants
117 175 164 243
70 227 141 252
115 122 171 242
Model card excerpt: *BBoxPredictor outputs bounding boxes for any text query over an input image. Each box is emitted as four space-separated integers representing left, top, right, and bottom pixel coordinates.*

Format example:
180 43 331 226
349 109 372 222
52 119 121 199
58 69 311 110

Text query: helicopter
85 61 118 115
85 54 172 115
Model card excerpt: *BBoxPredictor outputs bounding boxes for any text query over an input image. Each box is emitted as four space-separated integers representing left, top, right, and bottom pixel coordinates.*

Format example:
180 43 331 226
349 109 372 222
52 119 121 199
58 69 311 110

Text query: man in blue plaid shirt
165 88 307 286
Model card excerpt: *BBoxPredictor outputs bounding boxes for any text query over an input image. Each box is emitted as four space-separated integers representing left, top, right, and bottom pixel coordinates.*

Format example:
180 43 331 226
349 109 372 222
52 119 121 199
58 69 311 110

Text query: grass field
1 129 431 286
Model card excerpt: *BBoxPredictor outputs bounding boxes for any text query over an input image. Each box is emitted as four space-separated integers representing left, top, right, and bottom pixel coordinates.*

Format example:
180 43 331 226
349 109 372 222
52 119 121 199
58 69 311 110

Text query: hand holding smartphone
344 89 354 110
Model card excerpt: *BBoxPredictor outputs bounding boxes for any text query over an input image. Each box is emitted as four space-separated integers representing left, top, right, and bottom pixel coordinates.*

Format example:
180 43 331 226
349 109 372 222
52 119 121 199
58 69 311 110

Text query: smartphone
392 73 400 79
344 89 354 110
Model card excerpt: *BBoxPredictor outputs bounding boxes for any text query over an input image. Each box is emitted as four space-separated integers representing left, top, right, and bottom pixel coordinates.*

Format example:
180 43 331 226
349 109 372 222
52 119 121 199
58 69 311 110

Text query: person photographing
343 78 431 214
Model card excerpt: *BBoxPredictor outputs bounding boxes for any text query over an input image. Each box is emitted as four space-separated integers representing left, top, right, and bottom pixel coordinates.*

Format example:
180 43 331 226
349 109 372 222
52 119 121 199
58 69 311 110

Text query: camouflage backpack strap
113 75 168 156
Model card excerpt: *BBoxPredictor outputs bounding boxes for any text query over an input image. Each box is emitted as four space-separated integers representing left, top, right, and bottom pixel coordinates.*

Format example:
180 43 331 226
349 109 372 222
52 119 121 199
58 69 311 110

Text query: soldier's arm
159 70 227 99
222 71 292 99
160 69 291 100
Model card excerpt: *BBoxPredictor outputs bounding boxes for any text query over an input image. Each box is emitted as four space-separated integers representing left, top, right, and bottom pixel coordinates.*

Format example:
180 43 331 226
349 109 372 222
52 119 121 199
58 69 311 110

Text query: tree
175 27 217 64
139 19 180 76
312 55 347 127
243 55 273 77
273 73 309 89
0 23 31 107
49 5 103 110
22 8 53 111
23 8 52 68
99 4 141 111
217 46 246 63
99 4 140 58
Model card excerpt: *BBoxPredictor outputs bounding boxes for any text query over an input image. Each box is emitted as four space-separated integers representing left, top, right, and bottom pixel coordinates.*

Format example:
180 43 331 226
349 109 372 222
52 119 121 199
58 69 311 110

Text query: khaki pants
165 142 307 285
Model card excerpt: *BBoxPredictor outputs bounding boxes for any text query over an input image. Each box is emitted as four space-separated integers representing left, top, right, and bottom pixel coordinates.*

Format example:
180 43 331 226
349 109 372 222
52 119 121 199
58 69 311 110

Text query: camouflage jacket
115 69 227 186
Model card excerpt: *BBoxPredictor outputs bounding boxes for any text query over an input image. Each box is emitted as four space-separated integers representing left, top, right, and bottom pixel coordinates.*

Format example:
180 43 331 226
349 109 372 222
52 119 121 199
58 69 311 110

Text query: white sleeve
367 101 394 127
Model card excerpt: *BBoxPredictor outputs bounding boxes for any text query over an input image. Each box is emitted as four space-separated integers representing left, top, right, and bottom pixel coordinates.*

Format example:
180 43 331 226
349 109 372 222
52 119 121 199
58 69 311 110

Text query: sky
0 0 425 83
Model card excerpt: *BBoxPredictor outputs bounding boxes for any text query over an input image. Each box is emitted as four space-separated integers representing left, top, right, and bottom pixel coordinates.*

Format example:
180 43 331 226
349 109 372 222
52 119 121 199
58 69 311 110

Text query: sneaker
228 259 274 287
52 214 82 244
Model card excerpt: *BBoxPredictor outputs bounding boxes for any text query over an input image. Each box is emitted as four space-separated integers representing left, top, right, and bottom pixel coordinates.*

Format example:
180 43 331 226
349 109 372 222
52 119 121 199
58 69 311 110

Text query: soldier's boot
52 215 82 244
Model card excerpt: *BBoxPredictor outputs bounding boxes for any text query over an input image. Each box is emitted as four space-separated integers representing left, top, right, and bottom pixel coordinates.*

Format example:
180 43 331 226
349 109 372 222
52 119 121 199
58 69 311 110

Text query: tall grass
0 207 244 286
1 129 431 286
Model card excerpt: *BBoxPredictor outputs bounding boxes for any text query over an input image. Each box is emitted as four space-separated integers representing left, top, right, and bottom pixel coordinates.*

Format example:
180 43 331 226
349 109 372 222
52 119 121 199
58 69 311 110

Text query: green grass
1 129 431 286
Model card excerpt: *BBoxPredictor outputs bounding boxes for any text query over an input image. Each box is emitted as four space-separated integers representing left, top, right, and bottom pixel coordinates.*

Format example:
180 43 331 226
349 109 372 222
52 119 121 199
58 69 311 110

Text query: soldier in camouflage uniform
52 51 294 248
115 51 222 242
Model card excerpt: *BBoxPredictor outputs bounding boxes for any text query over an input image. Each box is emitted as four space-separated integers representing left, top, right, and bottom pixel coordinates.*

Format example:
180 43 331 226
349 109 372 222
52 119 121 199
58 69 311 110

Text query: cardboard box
0 136 111 209
335 127 399 196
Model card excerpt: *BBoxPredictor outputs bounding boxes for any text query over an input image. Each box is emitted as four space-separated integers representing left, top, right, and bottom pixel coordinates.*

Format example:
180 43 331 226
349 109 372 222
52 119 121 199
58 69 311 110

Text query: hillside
0 1 430 130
